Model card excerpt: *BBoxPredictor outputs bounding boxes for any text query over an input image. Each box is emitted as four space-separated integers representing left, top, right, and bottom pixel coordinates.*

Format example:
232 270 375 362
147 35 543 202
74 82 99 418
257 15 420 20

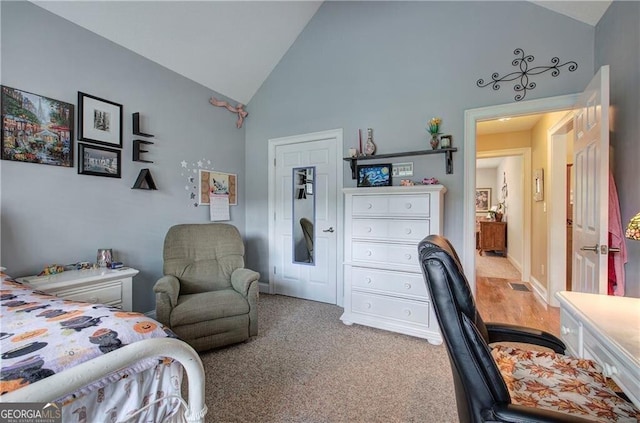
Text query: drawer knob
403 309 411 316
366 227 372 233
405 228 412 234
561 326 572 335
404 283 411 290
366 250 372 256
367 203 373 209
405 203 412 209
88 297 99 304
405 254 412 260
365 302 372 309
365 277 372 284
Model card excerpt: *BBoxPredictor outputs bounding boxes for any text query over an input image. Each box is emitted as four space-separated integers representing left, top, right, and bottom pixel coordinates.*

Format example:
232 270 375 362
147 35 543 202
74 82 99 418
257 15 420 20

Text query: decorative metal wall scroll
477 48 577 101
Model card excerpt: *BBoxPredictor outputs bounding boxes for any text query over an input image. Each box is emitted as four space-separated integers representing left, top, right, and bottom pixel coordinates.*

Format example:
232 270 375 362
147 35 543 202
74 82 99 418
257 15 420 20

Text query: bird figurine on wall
209 96 248 128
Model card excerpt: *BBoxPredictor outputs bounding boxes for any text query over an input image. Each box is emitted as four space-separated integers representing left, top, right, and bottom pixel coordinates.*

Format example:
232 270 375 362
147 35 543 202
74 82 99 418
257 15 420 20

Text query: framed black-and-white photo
78 92 123 148
78 143 121 178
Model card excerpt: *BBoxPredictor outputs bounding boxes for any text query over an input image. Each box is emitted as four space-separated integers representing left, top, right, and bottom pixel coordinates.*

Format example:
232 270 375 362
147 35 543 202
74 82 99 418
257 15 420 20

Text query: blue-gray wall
595 1 640 297
245 1 596 282
0 1 247 312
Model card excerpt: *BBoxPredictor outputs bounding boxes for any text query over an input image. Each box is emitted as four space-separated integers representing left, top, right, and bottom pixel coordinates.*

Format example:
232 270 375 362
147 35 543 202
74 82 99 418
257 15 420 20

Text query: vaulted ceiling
33 1 611 105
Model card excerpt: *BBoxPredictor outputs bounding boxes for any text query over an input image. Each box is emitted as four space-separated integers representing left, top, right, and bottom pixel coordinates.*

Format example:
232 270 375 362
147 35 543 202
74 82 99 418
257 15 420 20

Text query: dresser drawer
55 280 123 307
582 329 640 400
559 309 581 357
352 241 419 267
352 219 430 242
351 267 428 299
351 291 430 326
352 194 430 217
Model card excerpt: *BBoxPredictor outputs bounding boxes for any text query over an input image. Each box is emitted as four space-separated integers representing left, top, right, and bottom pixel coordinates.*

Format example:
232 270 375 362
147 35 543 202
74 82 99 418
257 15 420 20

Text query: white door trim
477 148 532 283
547 112 574 306
267 128 345 305
464 94 579 294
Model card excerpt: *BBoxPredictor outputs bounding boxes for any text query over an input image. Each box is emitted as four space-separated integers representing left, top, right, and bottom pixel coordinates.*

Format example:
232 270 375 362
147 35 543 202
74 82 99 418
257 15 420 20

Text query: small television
357 164 392 187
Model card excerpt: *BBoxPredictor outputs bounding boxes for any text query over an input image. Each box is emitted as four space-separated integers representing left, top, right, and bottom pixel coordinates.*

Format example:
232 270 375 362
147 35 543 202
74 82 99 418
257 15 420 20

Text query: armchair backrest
418 234 510 422
163 223 246 294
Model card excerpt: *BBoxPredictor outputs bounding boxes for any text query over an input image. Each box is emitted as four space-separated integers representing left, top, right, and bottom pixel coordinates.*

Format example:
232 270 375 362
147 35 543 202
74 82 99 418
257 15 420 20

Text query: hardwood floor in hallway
476 275 561 338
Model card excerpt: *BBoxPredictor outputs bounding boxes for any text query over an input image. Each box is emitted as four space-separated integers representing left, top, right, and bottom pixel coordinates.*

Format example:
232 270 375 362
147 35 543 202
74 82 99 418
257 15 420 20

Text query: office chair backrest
418 234 510 423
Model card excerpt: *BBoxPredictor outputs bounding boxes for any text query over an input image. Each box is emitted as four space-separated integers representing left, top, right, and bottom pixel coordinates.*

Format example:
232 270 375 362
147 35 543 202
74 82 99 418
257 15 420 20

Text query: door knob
323 227 334 233
580 244 598 252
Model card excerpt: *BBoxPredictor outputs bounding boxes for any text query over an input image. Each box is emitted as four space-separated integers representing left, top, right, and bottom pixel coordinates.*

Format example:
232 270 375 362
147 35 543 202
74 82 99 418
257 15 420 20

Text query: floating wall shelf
132 168 158 190
344 148 457 179
132 112 155 138
133 140 154 163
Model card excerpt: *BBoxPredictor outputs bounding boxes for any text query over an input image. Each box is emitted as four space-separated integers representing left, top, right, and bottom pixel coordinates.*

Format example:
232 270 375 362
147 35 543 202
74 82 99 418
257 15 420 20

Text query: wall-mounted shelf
132 112 155 138
343 148 457 179
133 140 154 163
132 168 157 190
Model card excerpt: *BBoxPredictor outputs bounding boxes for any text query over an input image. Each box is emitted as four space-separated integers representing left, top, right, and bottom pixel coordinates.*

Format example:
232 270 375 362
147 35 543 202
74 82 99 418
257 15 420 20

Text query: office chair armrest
231 268 260 297
486 323 566 353
493 403 596 422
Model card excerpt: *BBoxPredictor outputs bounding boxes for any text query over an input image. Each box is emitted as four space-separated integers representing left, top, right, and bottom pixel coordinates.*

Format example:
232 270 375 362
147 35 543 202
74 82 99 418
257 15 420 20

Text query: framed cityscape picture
78 143 121 178
1 85 74 167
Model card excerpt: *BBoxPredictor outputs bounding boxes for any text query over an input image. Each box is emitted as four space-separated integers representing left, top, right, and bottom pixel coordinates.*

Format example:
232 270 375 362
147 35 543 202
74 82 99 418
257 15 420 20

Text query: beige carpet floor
198 294 458 423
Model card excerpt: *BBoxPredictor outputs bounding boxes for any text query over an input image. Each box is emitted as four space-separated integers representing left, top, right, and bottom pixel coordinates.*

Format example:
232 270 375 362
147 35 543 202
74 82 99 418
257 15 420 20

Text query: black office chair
418 234 639 423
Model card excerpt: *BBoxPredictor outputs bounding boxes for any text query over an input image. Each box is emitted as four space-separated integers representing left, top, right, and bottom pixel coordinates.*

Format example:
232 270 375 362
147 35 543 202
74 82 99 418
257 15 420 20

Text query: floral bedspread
0 271 177 397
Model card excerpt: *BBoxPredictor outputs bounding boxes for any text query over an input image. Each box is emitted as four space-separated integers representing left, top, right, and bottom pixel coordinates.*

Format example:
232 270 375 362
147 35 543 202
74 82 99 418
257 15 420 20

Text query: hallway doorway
463 94 579 296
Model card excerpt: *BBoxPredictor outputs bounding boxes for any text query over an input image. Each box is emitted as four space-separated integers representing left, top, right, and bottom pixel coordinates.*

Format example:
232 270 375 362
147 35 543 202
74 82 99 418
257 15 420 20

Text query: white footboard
1 338 207 423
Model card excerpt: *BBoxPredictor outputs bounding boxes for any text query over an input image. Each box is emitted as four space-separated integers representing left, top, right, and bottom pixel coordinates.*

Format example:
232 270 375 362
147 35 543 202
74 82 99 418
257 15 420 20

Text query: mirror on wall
292 166 315 265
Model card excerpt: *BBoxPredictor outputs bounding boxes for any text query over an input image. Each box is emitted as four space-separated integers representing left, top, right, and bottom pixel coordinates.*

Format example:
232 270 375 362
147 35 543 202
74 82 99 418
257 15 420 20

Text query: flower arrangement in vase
427 117 442 149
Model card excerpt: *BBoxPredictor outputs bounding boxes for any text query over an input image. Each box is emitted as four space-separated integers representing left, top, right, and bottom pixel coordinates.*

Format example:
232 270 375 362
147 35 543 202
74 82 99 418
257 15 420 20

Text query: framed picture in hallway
475 188 491 212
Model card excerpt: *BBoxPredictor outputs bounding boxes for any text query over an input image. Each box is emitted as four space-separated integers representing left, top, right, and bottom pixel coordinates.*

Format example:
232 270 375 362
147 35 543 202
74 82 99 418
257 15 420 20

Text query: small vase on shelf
365 128 376 156
430 134 439 150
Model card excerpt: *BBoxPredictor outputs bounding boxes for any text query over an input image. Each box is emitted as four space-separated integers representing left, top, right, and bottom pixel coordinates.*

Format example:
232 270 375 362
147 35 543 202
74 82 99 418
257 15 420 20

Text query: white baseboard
506 254 523 277
259 281 270 293
528 276 549 308
145 310 157 319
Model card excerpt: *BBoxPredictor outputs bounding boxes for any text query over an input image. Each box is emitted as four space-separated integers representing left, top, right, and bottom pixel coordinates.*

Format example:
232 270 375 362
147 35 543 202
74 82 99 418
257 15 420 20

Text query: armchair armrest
486 323 566 354
493 403 596 422
231 268 260 296
153 275 180 325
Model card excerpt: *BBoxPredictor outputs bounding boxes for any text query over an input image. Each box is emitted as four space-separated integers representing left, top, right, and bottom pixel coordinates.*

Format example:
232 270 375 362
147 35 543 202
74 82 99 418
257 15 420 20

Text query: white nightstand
18 267 139 311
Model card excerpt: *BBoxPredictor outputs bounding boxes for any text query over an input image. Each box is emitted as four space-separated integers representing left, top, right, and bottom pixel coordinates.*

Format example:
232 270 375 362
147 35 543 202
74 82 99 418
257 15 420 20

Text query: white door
572 66 609 294
269 130 341 304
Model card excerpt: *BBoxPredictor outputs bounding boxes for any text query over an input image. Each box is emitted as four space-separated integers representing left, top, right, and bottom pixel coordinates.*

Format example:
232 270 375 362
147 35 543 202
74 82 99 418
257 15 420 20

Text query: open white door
572 66 609 294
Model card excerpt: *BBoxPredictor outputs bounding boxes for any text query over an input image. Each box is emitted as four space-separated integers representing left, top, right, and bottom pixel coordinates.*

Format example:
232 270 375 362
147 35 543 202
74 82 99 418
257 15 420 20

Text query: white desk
556 291 640 409
18 268 138 311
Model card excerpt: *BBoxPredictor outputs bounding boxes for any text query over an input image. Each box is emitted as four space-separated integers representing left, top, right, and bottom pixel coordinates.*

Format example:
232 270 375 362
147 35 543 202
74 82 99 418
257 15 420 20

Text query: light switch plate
392 162 414 177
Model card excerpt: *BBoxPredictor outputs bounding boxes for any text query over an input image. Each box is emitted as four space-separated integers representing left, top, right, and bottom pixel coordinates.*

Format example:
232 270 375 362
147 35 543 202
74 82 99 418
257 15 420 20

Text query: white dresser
18 268 138 311
341 185 446 344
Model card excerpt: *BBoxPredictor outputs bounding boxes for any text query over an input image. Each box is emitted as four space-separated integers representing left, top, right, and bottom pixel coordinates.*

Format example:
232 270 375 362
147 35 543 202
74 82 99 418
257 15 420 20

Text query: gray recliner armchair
153 223 260 352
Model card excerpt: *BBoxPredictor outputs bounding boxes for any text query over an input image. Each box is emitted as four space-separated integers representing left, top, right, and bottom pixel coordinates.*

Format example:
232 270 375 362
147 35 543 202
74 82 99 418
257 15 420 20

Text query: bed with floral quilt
0 270 206 422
